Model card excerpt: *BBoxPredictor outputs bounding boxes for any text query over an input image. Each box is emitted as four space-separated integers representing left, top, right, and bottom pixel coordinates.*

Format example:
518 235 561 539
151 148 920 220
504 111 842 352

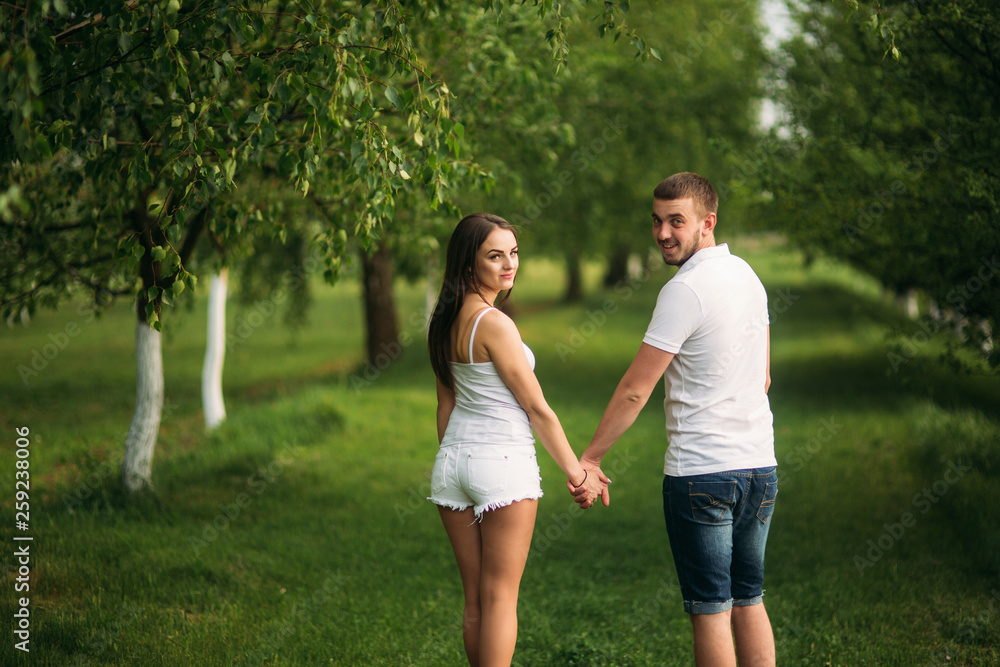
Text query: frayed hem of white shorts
472 491 543 522
427 498 471 513
426 492 544 524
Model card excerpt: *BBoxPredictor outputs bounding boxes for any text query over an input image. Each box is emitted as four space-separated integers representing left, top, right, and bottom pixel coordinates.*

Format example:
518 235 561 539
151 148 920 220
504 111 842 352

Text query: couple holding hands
427 173 778 667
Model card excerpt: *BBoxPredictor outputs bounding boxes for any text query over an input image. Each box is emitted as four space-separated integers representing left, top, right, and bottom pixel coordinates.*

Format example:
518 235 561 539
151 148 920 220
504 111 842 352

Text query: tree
340 1 657 353
756 0 1000 369
202 183 318 430
1 1 497 492
377 0 570 315
459 0 767 301
1 0 654 492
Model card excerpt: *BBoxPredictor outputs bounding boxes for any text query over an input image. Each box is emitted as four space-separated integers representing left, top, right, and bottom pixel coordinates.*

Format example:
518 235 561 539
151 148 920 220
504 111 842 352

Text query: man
575 173 777 667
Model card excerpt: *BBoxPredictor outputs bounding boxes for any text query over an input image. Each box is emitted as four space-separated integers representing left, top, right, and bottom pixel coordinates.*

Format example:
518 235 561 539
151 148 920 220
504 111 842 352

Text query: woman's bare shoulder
475 308 521 343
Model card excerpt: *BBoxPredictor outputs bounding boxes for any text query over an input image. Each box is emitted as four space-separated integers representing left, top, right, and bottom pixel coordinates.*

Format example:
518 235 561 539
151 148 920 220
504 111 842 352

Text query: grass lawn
1 235 998 665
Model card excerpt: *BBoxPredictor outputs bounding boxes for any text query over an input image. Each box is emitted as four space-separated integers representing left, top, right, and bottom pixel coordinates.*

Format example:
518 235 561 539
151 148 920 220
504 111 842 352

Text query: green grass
1 235 999 665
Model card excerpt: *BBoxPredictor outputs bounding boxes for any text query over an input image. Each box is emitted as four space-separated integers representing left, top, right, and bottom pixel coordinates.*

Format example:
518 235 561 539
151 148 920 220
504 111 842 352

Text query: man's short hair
653 172 718 215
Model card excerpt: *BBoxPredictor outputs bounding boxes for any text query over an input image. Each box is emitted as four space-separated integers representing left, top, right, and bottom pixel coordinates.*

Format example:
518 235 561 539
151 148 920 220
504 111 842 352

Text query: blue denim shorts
662 467 778 615
427 443 543 519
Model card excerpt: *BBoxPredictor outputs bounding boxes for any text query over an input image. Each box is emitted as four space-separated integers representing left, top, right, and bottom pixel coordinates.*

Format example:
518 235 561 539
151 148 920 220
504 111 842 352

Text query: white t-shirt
642 243 775 476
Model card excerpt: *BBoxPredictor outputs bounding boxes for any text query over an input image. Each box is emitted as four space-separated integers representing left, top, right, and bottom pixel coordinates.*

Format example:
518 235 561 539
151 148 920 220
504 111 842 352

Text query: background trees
5 0 997 497
0 0 647 492
0 1 564 491
458 0 767 300
756 0 1000 368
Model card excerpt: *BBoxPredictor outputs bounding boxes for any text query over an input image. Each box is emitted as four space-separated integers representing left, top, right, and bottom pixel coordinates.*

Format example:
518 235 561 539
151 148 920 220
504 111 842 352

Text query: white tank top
439 308 536 447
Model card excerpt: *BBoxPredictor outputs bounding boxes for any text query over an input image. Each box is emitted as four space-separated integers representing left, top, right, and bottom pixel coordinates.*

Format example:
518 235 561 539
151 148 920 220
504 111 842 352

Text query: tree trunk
564 250 583 303
603 244 630 287
361 243 399 364
121 301 164 493
896 288 919 319
202 269 228 430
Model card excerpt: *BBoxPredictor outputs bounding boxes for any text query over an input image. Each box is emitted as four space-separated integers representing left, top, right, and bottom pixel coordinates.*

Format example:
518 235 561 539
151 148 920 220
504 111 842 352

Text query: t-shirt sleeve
642 281 703 354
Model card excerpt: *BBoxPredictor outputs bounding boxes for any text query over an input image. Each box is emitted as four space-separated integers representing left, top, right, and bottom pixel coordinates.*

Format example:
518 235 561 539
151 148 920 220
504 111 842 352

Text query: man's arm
765 325 771 394
581 342 675 468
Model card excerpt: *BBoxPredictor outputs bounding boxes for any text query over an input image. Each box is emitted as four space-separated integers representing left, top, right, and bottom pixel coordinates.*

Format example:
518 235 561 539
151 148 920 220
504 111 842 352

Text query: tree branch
54 13 107 42
41 30 154 97
0 270 64 310
0 219 94 233
929 25 1000 88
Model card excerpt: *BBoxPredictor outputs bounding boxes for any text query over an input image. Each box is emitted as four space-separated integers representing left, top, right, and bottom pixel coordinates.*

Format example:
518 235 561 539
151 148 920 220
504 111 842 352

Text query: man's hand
567 458 611 508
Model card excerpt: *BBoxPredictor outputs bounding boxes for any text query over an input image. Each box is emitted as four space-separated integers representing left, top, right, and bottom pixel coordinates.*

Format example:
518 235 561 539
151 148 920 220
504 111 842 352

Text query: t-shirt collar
676 243 730 276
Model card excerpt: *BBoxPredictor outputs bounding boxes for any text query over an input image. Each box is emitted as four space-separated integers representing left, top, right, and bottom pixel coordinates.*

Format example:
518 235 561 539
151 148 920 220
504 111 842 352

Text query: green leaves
759 0 997 370
244 56 267 84
220 51 236 77
0 0 658 329
384 86 403 110
246 106 264 125
0 185 29 221
118 32 133 56
848 2 900 59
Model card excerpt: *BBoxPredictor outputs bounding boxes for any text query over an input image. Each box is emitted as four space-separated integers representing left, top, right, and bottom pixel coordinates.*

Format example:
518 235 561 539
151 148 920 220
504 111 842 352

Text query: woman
427 213 607 666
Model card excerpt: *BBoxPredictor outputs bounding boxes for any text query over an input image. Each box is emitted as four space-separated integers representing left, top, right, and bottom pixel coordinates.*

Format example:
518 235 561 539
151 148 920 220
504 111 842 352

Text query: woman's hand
566 460 611 509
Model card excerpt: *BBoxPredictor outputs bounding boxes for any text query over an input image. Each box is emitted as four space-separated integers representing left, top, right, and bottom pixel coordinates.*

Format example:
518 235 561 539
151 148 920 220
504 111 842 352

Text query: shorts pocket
467 454 509 496
689 480 737 524
756 481 778 524
430 450 450 495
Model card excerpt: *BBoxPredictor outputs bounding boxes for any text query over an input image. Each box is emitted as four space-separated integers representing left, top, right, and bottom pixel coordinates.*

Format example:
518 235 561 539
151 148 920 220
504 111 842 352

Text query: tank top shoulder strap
468 307 496 362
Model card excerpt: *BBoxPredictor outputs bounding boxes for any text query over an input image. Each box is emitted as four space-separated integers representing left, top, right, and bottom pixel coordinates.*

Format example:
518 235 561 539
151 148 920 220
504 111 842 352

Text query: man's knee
690 608 733 629
731 601 767 617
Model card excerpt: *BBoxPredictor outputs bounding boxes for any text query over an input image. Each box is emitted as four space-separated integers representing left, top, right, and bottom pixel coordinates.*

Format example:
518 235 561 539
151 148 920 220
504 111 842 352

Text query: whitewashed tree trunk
202 269 228 429
627 253 643 280
928 299 942 321
121 320 164 492
905 289 919 319
977 318 993 353
895 288 919 319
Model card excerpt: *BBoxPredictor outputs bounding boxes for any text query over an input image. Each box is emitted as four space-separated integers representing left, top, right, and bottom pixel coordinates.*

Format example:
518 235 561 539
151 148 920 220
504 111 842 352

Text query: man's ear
702 212 717 236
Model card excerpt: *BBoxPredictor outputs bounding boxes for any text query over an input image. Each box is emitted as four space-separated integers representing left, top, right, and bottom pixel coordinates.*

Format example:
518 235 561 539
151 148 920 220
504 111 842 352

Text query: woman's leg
477 499 538 667
439 506 483 666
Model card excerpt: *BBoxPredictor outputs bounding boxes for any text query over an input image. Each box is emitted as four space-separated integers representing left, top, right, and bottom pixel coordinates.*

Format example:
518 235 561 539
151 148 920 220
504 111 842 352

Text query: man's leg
729 467 778 667
732 603 775 667
690 609 736 667
664 474 739 666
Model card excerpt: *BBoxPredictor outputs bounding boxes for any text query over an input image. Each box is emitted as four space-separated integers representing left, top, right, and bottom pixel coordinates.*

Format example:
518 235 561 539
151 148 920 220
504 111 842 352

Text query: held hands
566 458 611 509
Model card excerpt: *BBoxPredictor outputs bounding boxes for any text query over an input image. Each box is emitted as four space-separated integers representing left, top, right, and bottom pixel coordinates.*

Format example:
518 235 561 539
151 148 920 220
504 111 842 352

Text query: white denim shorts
427 443 543 519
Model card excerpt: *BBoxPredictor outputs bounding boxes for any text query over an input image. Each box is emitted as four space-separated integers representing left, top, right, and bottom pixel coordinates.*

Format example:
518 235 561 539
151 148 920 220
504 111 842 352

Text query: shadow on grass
767 282 999 416
767 281 891 338
226 358 360 405
50 397 346 522
771 351 905 411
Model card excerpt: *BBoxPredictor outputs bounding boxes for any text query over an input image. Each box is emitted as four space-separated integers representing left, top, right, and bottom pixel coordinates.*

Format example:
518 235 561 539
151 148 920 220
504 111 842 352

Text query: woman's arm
436 376 456 444
479 311 608 502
